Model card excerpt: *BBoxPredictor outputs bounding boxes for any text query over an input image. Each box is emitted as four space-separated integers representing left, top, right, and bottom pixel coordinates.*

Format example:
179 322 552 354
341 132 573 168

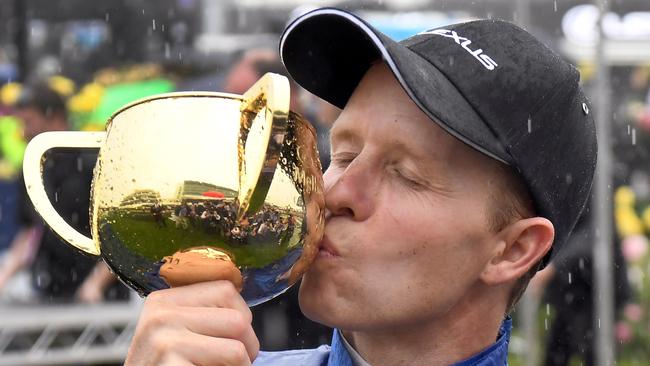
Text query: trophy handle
237 72 290 217
23 131 105 256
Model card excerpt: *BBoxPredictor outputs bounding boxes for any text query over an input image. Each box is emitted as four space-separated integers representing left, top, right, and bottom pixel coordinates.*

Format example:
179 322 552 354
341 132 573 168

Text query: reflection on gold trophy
22 73 325 306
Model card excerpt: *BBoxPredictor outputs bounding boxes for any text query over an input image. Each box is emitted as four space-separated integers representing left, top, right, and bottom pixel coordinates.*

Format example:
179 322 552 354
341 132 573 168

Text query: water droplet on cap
582 102 589 115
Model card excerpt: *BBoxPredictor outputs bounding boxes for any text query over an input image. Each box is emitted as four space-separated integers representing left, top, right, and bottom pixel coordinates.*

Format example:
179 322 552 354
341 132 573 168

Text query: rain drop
527 116 532 133
54 192 59 202
568 272 572 284
105 13 110 22
152 19 156 31
554 0 558 12
165 42 171 59
77 157 83 172
546 303 550 315
565 173 573 184
632 128 636 145
627 124 631 135
544 317 548 330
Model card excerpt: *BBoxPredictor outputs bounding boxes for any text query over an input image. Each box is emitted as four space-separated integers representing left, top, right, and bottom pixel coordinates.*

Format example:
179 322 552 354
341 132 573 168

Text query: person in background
0 81 128 304
222 49 278 96
530 202 630 366
0 82 26 254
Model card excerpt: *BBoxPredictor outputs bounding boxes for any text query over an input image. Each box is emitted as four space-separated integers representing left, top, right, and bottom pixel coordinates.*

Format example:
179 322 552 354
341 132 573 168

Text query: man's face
299 63 505 331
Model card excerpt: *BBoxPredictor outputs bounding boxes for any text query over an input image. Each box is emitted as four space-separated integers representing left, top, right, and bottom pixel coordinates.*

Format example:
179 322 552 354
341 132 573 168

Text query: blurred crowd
161 200 298 245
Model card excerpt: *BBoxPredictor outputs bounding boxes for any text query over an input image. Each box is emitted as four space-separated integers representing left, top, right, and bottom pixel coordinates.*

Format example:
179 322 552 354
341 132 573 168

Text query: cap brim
280 8 512 165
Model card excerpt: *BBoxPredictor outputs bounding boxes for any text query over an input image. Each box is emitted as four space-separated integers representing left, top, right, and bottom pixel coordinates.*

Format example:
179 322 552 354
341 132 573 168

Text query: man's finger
147 280 251 318
173 307 260 360
170 331 254 366
158 353 195 366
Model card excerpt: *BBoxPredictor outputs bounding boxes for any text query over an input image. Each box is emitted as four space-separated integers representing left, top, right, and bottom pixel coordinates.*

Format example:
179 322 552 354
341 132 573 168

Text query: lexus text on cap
279 8 597 267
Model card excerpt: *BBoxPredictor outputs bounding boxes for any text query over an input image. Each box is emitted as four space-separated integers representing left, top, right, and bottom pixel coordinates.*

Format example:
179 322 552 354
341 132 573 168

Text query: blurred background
0 0 649 365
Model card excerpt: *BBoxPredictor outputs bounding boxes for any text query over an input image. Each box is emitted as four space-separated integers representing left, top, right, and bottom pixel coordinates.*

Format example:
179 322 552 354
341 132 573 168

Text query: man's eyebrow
390 141 435 170
329 126 362 147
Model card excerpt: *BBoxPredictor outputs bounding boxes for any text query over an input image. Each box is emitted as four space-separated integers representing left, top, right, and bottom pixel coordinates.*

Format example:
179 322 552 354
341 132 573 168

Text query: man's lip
319 235 340 256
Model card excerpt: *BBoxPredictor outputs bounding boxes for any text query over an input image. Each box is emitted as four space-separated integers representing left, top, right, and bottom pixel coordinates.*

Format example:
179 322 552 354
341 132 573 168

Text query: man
126 8 596 365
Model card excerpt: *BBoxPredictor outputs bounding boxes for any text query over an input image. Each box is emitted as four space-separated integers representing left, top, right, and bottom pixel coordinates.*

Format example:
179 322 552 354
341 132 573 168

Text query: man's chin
297 273 337 326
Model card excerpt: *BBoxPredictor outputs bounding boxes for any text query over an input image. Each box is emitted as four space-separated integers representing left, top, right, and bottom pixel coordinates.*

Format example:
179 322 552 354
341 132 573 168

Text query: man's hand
74 280 104 304
125 281 259 366
75 262 117 304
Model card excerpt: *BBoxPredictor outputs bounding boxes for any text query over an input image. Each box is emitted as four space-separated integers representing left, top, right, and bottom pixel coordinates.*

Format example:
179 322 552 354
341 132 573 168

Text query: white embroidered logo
420 29 498 71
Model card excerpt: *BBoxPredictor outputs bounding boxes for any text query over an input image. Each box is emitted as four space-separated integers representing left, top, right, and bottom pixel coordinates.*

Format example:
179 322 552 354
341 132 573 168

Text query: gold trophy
23 74 325 306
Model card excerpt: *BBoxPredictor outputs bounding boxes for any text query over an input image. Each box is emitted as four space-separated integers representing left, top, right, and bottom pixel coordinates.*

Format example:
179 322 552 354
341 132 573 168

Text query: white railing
0 300 142 366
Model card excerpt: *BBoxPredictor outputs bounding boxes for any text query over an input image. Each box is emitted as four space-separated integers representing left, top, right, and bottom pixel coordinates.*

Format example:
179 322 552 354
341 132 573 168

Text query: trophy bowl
23 73 325 306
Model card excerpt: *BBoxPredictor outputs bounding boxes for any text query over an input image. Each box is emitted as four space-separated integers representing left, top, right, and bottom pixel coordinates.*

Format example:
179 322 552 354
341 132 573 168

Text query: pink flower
624 303 644 322
616 322 633 343
622 235 649 262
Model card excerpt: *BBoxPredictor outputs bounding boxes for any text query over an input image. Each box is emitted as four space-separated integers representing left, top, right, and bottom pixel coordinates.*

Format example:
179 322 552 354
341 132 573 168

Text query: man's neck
342 295 507 366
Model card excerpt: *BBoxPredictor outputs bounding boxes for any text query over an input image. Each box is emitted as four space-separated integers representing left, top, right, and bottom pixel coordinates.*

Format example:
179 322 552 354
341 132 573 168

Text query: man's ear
480 217 554 286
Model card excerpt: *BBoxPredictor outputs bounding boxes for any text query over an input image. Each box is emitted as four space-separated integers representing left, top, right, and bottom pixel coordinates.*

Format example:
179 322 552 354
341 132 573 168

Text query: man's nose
323 157 376 221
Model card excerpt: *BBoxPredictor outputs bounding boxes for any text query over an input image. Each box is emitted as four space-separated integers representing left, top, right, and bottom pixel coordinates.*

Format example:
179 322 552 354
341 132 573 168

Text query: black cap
279 8 597 267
